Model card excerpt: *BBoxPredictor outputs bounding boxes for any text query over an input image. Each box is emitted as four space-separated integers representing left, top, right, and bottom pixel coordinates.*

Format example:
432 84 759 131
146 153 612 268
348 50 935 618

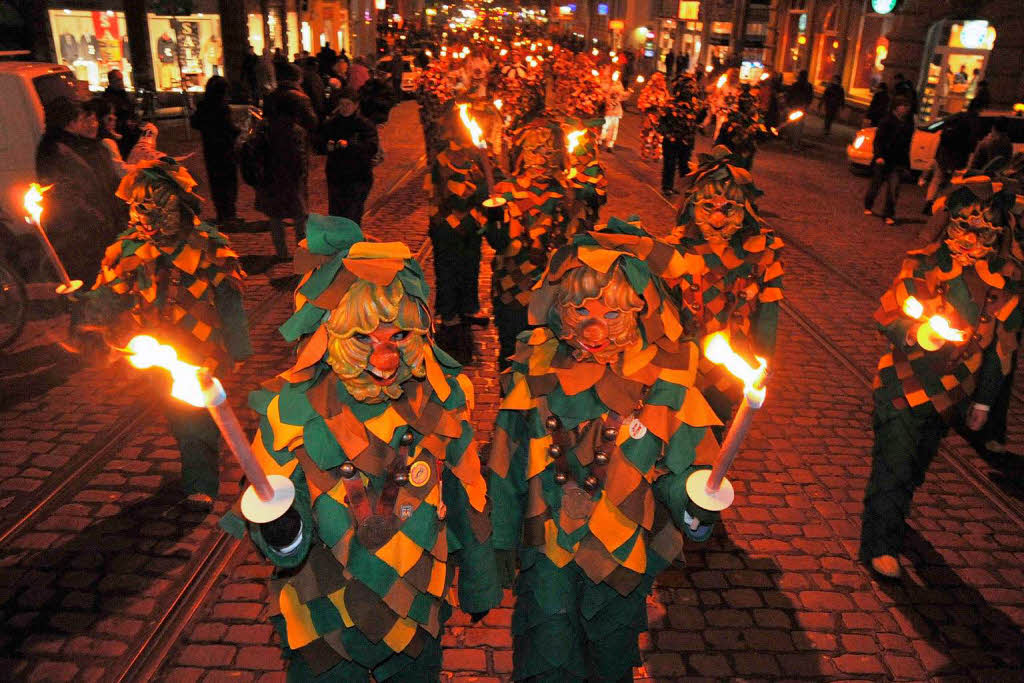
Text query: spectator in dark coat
103 69 139 157
865 82 889 127
920 114 971 213
242 44 265 105
664 51 675 80
785 69 813 148
190 75 241 225
389 49 405 99
821 74 845 135
316 43 338 77
971 79 991 111
258 63 318 259
300 57 327 118
891 73 918 115
315 91 379 224
864 97 914 224
35 96 125 282
968 117 1013 171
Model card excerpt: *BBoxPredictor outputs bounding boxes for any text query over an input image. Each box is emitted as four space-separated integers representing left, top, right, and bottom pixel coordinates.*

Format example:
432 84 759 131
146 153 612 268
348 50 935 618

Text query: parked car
847 111 1024 174
375 55 422 97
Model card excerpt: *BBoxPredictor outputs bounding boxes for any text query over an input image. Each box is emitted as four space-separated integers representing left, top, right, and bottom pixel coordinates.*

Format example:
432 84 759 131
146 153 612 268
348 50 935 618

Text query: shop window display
48 9 133 91
850 8 893 99
918 19 996 122
148 14 223 92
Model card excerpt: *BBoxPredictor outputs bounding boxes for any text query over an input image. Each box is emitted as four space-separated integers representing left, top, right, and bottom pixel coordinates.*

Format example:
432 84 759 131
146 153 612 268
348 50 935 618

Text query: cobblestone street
1 101 1022 682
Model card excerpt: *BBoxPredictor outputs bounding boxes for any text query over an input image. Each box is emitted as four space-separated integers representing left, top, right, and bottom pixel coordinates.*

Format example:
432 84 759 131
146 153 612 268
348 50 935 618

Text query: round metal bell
339 462 357 478
545 415 561 431
986 292 999 303
548 444 562 458
594 451 609 466
689 282 700 291
738 290 748 300
972 333 983 342
582 474 599 490
401 431 414 445
979 313 991 324
393 469 409 485
936 282 948 294
553 471 568 485
602 426 618 441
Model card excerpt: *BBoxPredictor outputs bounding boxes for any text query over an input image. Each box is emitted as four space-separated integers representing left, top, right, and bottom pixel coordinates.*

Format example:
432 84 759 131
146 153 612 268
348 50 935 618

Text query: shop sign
609 19 624 30
597 3 609 16
955 20 991 50
870 0 898 14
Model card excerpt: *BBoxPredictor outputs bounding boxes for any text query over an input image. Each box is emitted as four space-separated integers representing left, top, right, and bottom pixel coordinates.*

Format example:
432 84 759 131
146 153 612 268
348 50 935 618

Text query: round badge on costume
409 460 432 487
628 418 648 440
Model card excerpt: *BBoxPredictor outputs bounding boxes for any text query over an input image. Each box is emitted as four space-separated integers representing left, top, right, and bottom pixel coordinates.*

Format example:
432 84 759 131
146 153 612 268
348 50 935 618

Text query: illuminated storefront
149 13 224 91
918 19 996 121
848 4 894 99
49 9 133 91
779 0 809 77
812 4 841 84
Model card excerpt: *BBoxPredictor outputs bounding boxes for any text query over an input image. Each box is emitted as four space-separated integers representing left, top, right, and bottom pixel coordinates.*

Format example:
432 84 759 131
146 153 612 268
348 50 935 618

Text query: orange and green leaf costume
489 218 720 681
221 216 501 681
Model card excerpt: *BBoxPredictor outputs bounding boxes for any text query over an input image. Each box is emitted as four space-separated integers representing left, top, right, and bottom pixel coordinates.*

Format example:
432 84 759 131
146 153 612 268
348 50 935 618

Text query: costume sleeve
974 344 1005 407
440 408 502 614
487 403 530 551
651 423 708 533
874 256 922 350
751 300 779 358
213 278 253 362
354 117 380 161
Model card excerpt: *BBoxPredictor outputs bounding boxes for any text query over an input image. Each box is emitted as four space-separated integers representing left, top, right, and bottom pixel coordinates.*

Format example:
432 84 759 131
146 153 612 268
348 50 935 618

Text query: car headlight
853 134 866 150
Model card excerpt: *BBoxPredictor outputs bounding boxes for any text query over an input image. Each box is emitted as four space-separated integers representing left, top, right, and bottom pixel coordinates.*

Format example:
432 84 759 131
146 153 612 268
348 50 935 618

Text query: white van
0 62 78 239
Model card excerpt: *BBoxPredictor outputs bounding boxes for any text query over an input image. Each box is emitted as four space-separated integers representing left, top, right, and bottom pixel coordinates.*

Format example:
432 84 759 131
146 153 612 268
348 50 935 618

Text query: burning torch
685 332 768 513
124 335 295 523
459 103 505 226
771 110 805 136
901 296 967 351
24 183 82 295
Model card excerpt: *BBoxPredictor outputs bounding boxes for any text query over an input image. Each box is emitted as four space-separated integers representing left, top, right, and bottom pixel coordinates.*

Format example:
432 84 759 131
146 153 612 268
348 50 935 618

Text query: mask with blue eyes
557 270 643 364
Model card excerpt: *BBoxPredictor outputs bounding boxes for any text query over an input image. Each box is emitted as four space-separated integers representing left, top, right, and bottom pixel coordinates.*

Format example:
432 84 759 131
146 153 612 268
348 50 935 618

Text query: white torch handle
707 390 763 493
200 374 275 502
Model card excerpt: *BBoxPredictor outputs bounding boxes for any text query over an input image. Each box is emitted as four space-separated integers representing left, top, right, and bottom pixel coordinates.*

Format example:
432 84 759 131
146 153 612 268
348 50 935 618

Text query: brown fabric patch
522 513 547 546
383 577 417 618
297 637 344 675
525 372 559 396
403 552 433 592
604 564 643 596
573 535 616 585
343 579 397 643
616 484 650 528
595 371 642 415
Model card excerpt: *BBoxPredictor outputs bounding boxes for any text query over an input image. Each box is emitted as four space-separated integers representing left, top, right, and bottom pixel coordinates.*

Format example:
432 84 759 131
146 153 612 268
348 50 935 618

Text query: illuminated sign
870 0 898 14
609 19 624 30
677 1 699 21
597 3 608 16
958 20 989 49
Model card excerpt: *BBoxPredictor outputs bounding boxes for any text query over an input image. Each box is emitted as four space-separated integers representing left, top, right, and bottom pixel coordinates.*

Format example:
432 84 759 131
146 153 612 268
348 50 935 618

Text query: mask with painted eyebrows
556 266 643 364
325 278 430 403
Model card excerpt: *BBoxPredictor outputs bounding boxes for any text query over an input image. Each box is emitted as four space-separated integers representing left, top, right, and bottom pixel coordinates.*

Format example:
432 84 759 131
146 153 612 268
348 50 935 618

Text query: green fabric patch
620 432 661 473
407 592 434 625
280 303 327 342
398 501 438 550
305 214 363 255
647 380 687 410
313 493 351 547
346 542 399 596
303 417 345 470
307 595 345 635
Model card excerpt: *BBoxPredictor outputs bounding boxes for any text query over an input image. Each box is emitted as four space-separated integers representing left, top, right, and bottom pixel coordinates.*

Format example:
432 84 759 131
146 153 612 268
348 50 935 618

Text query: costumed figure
488 219 724 682
636 72 669 161
491 48 547 143
713 84 769 170
667 146 783 433
219 216 502 680
487 115 579 371
83 158 252 505
550 52 605 123
427 100 505 364
416 56 457 166
658 74 706 196
861 168 1024 579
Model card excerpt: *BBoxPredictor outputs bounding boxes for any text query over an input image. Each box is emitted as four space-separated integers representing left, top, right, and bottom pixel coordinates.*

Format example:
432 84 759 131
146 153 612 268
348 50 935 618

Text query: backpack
238 122 269 187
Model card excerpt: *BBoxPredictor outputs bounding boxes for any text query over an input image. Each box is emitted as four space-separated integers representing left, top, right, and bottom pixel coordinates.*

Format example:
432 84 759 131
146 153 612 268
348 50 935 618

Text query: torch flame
458 103 486 149
566 129 585 154
902 296 924 319
716 74 727 89
927 315 966 342
125 335 207 408
591 69 599 77
788 110 805 122
636 75 645 83
24 183 52 225
759 72 770 81
703 332 767 402
493 98 503 110
612 71 620 82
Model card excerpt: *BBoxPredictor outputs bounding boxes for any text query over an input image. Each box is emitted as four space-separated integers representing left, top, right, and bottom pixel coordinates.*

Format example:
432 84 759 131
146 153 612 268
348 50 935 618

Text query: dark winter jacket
822 83 845 112
35 129 125 280
190 97 240 167
872 112 914 169
968 128 1013 171
315 111 379 183
786 78 813 109
866 89 890 127
256 83 317 219
358 76 398 125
